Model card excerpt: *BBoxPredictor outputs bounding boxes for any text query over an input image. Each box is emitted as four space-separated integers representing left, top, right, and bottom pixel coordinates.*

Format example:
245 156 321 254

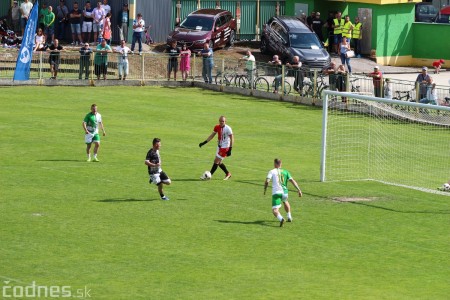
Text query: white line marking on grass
0 275 29 285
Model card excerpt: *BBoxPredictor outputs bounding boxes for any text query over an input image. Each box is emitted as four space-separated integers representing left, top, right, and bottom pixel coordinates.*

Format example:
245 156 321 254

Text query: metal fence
1 50 449 107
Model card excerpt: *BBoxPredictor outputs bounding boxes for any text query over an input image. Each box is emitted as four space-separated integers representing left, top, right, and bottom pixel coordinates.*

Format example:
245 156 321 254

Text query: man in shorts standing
145 138 171 200
47 39 63 79
264 158 302 227
83 104 106 162
166 40 180 80
92 1 105 44
82 1 94 44
199 116 233 180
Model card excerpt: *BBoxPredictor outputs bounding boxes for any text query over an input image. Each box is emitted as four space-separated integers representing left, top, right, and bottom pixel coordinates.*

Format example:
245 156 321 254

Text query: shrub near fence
1 50 450 106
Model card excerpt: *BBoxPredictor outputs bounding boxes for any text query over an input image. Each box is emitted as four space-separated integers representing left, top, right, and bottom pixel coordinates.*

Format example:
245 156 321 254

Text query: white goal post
321 90 450 194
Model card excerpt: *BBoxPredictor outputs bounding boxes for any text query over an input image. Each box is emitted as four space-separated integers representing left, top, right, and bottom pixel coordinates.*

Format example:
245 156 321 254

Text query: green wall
412 23 450 60
285 0 315 16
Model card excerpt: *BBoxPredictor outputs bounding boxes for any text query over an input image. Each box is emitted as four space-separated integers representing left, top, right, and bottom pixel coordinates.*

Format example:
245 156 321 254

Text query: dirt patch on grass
333 197 379 202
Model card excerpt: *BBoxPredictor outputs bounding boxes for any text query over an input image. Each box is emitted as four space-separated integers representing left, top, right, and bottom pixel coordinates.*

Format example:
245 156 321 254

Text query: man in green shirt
264 158 302 227
94 39 112 80
43 5 55 44
82 104 106 162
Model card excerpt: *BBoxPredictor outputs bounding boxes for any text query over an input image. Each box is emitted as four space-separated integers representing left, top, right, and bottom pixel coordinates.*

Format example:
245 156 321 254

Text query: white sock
94 154 97 158
276 214 283 221
287 212 292 220
87 154 91 159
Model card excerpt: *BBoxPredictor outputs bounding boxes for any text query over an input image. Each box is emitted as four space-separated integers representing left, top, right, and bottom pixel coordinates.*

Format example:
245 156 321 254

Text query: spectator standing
145 138 171 201
20 0 33 37
306 11 315 29
199 42 214 84
102 12 112 44
92 1 106 44
56 0 69 42
179 44 191 81
420 77 438 105
325 11 335 53
94 39 112 80
384 78 392 99
342 15 353 43
367 66 383 97
323 61 337 90
338 37 352 73
335 64 347 93
240 50 256 87
83 104 106 162
38 2 49 31
311 12 325 42
332 11 344 55
166 40 180 81
268 54 282 93
416 66 431 100
101 0 111 15
82 1 94 44
264 158 303 227
432 59 444 74
117 3 129 42
286 56 303 93
352 17 363 58
198 116 233 180
9 1 21 36
69 2 83 45
114 40 131 80
47 39 63 79
131 13 145 55
79 42 92 80
43 6 55 44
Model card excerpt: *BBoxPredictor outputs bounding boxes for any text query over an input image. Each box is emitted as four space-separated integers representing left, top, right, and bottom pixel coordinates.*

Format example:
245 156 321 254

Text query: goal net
320 91 450 194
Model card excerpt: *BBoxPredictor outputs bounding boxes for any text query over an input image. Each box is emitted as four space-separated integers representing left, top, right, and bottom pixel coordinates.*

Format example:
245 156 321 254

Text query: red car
167 9 236 51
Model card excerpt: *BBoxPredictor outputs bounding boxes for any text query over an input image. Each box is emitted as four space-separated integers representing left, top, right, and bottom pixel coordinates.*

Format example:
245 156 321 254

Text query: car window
180 16 214 31
225 14 232 24
289 33 322 49
270 21 288 43
216 16 226 28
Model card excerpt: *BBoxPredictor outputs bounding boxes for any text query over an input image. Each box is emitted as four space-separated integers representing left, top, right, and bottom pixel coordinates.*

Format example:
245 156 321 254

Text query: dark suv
260 16 330 69
167 9 236 51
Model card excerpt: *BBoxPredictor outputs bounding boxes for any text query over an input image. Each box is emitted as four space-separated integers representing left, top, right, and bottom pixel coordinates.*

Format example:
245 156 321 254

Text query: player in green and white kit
82 104 106 162
264 158 302 227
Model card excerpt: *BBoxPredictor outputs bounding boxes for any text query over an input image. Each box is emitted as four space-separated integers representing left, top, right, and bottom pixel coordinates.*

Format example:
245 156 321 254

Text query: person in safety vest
332 11 344 54
342 15 353 44
352 16 362 58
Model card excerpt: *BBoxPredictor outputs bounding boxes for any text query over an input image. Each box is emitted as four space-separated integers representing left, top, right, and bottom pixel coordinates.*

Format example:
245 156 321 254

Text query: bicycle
270 73 292 95
300 73 329 99
237 70 270 92
393 89 415 102
350 78 361 93
215 62 243 86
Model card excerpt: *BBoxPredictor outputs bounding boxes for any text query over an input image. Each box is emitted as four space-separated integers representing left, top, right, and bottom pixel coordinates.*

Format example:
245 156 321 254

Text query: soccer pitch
0 86 449 299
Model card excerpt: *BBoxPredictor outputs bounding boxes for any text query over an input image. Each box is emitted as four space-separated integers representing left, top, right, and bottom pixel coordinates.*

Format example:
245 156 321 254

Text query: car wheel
227 30 235 47
260 38 269 54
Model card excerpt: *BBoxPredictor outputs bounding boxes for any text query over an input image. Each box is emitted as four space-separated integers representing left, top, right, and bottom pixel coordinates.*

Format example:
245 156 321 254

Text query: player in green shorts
82 104 106 162
264 158 302 227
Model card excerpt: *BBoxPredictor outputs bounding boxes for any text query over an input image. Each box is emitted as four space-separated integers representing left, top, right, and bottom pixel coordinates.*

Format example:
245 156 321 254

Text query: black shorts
167 60 178 72
95 64 107 76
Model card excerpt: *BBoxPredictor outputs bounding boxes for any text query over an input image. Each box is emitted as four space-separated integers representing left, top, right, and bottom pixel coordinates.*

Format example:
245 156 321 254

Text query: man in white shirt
92 1 105 43
240 49 256 88
114 40 131 80
20 0 33 36
101 0 111 15
130 13 145 55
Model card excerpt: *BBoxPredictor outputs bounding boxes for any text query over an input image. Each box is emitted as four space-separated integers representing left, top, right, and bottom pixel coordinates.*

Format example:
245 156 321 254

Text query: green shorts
272 193 288 208
85 133 100 144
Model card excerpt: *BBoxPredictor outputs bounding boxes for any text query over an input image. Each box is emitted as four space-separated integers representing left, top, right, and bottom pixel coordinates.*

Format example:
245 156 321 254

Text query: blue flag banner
13 0 39 81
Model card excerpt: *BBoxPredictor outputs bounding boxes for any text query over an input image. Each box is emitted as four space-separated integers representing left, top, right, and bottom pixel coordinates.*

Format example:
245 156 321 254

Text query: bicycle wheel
254 77 269 92
283 81 291 95
238 75 250 89
215 73 223 85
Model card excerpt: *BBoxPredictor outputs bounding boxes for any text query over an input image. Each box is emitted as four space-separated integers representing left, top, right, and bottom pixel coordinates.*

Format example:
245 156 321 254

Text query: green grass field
0 86 449 299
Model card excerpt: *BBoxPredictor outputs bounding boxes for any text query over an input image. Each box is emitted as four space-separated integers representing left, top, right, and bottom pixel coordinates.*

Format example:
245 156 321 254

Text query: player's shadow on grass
37 159 82 162
96 198 159 203
348 201 450 214
215 219 274 227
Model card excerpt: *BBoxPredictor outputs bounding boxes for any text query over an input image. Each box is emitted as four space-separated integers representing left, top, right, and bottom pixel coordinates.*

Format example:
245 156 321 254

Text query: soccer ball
443 183 450 191
201 171 212 180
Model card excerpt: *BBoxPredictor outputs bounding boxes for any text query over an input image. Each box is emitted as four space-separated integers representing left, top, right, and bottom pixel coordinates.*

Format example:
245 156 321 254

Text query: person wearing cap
432 59 445 74
117 3 129 42
416 67 431 100
9 1 21 36
79 42 92 80
367 66 383 97
311 12 325 42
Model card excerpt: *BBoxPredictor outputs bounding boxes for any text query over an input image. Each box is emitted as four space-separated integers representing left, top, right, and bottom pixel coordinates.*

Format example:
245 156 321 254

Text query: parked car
167 9 236 51
260 16 330 69
434 6 450 23
415 2 438 22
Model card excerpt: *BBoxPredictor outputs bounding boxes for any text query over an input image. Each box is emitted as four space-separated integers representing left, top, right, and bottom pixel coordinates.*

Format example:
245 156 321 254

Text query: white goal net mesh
321 91 450 194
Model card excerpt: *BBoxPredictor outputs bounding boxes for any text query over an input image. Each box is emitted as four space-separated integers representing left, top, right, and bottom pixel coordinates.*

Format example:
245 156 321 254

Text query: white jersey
133 19 145 32
266 168 284 195
214 124 233 148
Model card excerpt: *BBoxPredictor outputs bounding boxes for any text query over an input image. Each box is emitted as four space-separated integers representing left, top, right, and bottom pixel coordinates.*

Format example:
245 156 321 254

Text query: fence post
221 57 224 86
415 81 420 102
141 53 145 85
192 54 196 82
313 69 318 98
39 51 43 84
345 73 350 93
281 64 285 94
90 52 94 85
